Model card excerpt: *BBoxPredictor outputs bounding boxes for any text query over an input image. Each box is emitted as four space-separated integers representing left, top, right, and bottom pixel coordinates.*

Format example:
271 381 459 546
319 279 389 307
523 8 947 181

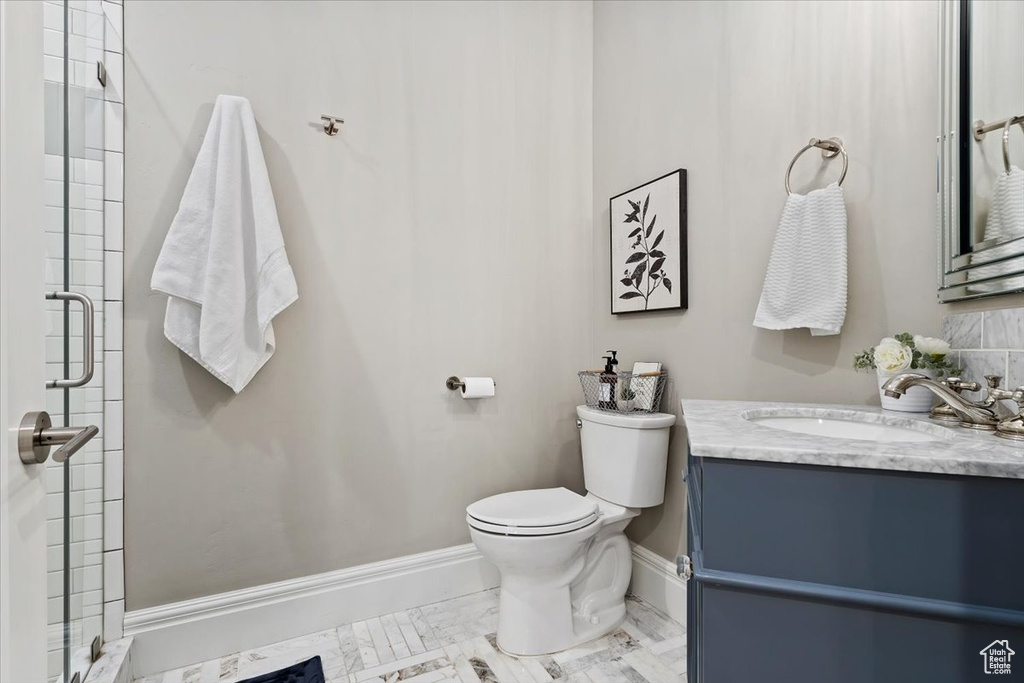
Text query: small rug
238 656 324 683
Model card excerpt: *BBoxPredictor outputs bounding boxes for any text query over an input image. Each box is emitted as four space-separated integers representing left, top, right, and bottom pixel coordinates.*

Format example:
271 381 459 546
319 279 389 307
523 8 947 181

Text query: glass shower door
43 1 107 680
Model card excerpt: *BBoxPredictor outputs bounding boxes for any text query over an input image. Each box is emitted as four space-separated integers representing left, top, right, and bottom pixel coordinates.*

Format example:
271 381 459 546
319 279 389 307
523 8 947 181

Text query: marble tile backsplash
942 307 1024 389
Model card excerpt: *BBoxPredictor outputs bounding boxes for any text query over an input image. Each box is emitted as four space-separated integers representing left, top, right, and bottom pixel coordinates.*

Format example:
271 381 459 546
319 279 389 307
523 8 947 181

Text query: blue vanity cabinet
685 455 1024 683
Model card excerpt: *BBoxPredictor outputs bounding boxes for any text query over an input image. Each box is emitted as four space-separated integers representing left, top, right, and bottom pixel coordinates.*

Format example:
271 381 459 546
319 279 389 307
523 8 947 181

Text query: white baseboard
628 544 687 624
124 541 685 677
124 543 500 676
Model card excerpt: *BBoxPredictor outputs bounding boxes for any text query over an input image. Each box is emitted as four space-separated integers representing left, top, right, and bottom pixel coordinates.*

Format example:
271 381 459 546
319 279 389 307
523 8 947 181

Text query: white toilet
466 405 676 656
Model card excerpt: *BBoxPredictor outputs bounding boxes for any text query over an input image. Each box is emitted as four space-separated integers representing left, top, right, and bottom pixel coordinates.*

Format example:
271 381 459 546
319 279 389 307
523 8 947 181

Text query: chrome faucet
993 389 1024 441
881 373 1001 430
974 375 1017 421
930 376 981 422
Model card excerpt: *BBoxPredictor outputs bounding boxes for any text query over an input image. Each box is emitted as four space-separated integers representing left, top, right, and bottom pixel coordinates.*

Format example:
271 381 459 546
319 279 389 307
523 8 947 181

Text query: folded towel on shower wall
753 182 847 336
151 94 298 393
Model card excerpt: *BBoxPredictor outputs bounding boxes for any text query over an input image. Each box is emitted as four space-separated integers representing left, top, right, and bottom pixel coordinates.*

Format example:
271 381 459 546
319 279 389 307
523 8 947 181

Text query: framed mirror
938 0 1024 302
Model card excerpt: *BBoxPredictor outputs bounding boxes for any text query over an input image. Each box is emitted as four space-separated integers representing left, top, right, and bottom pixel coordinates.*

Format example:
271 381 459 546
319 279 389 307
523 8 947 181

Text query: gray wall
593 0 1023 560
124 0 593 610
125 0 1024 612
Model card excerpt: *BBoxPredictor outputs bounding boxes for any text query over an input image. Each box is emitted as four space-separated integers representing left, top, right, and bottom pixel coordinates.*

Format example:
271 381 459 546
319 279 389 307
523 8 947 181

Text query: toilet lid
466 487 598 536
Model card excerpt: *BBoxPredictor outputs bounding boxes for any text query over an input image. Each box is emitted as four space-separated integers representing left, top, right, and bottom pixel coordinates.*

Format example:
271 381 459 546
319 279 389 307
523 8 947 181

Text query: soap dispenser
599 350 619 410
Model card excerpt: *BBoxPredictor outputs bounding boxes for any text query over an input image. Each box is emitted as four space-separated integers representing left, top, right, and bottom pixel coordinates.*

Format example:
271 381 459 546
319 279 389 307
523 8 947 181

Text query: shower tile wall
942 307 1024 385
42 0 125 677
100 0 126 646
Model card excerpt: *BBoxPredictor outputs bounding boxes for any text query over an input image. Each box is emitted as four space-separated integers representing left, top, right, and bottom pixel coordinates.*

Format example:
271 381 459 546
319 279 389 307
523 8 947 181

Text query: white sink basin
743 409 955 443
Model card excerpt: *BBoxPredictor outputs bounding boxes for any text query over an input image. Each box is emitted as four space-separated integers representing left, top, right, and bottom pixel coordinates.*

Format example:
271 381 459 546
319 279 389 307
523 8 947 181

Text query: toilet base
494 608 628 659
491 527 633 656
564 601 628 652
475 501 637 657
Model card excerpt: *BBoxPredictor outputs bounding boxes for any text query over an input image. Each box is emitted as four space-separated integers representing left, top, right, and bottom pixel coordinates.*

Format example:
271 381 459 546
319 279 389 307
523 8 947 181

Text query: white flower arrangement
853 332 960 377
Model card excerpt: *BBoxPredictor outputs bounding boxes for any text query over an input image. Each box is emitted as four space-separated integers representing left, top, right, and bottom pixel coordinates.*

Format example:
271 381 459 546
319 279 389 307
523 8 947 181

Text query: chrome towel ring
1002 116 1024 174
785 137 848 195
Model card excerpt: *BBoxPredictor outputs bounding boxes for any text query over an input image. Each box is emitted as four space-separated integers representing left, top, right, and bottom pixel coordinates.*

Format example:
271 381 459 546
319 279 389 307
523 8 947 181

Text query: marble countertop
681 399 1024 479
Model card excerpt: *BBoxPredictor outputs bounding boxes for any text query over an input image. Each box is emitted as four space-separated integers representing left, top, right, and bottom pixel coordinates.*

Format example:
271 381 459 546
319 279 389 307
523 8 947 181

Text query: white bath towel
151 95 298 393
753 182 847 336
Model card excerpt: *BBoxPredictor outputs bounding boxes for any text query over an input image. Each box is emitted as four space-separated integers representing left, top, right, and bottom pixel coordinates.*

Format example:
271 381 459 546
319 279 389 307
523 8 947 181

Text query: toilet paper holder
446 376 496 391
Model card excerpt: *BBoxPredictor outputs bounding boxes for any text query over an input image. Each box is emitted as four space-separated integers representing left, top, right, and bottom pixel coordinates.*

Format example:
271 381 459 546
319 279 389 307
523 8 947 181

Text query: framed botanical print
609 169 687 314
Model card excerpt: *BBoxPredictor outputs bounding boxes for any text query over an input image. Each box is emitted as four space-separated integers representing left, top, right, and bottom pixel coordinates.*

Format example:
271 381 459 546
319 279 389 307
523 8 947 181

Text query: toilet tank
577 405 676 508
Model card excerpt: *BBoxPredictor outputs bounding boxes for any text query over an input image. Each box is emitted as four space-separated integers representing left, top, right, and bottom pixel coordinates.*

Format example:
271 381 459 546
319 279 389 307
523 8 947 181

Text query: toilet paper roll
461 377 495 399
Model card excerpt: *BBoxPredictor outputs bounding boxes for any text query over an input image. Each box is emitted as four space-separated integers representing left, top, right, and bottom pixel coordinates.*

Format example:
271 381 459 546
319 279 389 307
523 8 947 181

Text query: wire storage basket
577 370 667 414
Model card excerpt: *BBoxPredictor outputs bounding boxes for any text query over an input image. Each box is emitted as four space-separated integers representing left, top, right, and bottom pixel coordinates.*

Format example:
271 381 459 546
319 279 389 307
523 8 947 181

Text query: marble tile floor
134 589 687 683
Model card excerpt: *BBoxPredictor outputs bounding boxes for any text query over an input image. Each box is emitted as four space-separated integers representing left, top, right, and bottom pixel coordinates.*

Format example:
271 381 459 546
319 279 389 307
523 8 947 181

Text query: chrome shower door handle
47 424 100 463
18 411 99 464
46 291 95 389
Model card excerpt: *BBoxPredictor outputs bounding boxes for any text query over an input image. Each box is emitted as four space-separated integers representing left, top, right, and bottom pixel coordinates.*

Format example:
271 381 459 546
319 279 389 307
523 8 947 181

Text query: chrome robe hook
321 115 344 136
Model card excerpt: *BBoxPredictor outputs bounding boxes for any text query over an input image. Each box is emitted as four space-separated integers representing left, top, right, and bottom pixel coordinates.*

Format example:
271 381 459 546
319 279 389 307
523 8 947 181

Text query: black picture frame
609 169 688 314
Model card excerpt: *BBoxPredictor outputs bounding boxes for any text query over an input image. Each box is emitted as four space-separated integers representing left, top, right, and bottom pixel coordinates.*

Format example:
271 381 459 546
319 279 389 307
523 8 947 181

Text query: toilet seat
466 487 599 536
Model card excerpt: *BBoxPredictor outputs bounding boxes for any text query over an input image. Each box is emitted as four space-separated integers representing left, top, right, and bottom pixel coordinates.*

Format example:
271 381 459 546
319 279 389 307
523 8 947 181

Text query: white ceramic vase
877 368 938 413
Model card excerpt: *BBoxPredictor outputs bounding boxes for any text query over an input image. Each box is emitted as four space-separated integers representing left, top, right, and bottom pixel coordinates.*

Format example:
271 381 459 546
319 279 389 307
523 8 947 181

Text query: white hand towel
986 166 1024 245
151 95 298 393
967 167 1024 293
753 182 847 336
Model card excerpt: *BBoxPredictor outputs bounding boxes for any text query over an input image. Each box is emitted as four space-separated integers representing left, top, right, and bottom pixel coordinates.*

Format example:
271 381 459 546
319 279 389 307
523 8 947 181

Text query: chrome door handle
46 291 95 389
18 411 99 464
